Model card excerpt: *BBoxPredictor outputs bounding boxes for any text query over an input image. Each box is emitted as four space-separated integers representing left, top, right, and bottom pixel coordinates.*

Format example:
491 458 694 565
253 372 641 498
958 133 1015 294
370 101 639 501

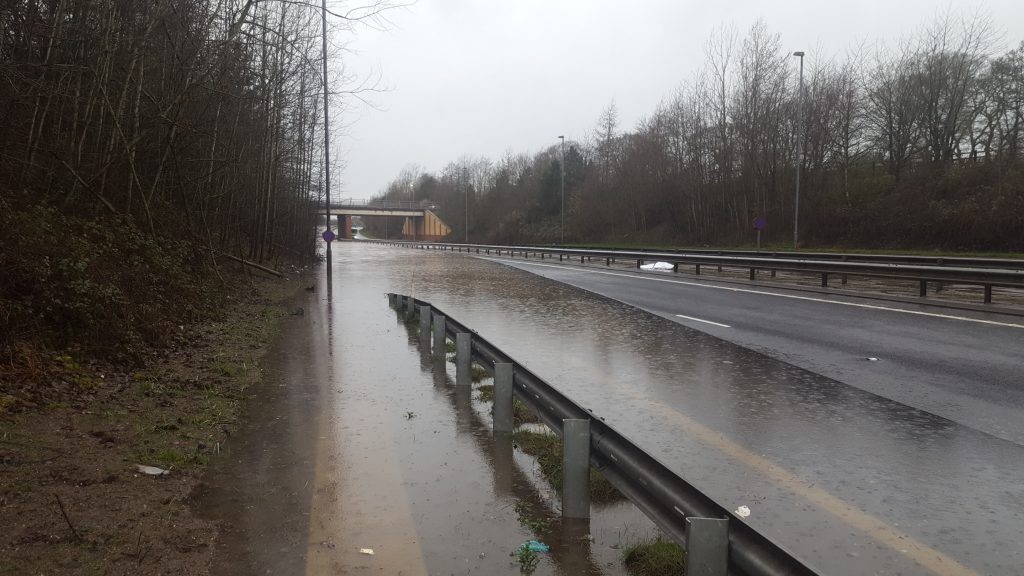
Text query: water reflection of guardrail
380 241 1024 306
388 293 819 576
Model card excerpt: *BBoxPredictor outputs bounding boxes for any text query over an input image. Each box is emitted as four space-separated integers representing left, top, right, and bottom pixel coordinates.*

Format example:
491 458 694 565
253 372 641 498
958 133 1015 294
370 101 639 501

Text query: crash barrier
375 241 1024 305
387 293 819 576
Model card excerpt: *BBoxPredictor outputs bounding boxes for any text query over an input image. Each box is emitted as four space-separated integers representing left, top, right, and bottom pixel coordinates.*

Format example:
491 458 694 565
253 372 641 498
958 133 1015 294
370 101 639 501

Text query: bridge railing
331 198 433 210
378 241 1024 305
389 292 820 576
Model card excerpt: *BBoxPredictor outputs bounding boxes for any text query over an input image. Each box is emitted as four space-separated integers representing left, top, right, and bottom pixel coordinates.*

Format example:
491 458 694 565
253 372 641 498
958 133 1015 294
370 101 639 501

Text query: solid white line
483 257 1024 330
675 314 731 328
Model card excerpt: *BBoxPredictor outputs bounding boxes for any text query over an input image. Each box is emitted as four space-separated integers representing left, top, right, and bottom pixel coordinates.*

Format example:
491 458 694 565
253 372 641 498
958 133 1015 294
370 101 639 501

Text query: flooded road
369 243 1022 576
206 241 1023 575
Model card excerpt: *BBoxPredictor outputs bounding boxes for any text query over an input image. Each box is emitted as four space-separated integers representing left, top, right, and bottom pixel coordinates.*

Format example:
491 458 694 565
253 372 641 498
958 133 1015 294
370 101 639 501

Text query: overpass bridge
321 199 451 240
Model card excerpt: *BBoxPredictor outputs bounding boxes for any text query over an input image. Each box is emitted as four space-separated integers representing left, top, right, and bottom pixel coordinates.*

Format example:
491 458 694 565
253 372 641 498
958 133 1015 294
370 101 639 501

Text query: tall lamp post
463 167 469 243
558 135 565 245
793 50 805 249
321 0 333 284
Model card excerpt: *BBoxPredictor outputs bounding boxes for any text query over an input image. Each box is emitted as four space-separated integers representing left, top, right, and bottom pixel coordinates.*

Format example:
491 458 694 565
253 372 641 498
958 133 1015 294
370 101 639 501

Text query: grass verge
0 271 306 574
622 536 686 576
512 429 622 504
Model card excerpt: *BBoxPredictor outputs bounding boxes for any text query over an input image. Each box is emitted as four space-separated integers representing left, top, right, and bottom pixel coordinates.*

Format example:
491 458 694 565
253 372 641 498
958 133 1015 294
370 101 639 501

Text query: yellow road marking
558 355 980 576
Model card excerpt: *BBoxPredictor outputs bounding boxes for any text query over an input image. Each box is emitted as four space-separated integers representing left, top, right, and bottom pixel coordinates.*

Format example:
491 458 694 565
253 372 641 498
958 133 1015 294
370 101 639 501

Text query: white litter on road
359 548 375 556
734 505 751 518
639 261 674 271
134 464 171 476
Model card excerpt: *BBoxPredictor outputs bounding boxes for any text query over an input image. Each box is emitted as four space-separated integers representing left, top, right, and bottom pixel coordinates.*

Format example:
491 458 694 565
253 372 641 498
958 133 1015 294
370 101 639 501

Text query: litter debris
518 540 550 553
134 464 171 476
866 357 879 362
734 505 751 518
639 261 674 271
359 548 375 555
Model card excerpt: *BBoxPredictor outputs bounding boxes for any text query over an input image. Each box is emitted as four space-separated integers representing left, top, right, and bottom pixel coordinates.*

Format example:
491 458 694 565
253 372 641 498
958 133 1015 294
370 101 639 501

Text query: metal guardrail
389 293 820 576
377 241 1024 305
564 246 1024 270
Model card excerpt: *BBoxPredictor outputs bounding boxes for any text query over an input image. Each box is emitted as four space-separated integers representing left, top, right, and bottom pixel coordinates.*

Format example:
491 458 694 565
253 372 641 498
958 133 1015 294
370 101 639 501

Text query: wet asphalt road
491 256 1024 445
366 243 1024 576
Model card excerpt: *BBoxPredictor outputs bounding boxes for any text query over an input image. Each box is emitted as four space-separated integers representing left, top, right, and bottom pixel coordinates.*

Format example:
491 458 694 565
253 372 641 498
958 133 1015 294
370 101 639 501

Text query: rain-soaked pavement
203 242 1024 576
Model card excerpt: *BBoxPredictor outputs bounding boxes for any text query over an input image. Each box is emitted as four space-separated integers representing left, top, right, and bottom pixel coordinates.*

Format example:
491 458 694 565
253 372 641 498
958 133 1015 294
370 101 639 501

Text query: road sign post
753 216 767 253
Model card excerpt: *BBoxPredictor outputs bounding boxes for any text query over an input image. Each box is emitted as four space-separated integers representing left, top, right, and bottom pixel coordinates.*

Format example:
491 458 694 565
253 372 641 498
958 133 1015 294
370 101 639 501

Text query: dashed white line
675 314 731 328
483 257 1024 329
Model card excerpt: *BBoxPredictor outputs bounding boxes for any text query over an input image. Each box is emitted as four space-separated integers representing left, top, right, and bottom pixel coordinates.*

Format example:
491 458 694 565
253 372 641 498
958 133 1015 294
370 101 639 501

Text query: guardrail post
919 280 927 297
418 305 431 335
984 285 993 304
685 517 729 576
562 418 591 519
433 314 446 356
749 268 756 280
493 363 514 433
606 257 611 267
695 264 701 275
580 255 585 263
672 263 679 273
821 273 828 287
559 254 563 261
636 259 642 269
456 333 471 386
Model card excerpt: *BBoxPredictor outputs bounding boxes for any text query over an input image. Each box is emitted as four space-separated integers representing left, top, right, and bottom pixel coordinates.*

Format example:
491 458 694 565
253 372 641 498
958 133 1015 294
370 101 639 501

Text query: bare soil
0 272 307 575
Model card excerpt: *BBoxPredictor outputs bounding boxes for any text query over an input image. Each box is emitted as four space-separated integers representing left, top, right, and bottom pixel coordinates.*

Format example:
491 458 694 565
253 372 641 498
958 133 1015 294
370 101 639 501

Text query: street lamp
558 135 565 245
321 0 332 287
793 50 805 249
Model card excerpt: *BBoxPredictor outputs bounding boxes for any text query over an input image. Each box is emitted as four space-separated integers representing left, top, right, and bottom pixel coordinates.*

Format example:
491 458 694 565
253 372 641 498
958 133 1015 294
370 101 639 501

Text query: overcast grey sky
336 0 1024 199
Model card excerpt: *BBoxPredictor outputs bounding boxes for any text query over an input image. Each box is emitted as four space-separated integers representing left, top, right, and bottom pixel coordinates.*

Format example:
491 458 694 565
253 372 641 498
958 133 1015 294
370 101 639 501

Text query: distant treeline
375 15 1024 251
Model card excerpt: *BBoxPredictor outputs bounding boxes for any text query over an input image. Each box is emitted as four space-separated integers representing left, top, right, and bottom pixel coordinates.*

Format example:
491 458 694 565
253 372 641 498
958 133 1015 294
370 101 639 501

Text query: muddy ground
0 271 308 575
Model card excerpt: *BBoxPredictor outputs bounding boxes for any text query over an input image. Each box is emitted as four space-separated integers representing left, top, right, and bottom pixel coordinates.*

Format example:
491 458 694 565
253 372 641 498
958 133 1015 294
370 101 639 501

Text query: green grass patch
512 430 622 504
470 363 489 383
514 399 541 424
476 384 495 403
474 383 540 425
622 537 686 576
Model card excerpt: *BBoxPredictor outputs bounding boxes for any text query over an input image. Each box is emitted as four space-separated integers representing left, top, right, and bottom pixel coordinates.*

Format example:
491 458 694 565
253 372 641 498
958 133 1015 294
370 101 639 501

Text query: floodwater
203 242 1024 576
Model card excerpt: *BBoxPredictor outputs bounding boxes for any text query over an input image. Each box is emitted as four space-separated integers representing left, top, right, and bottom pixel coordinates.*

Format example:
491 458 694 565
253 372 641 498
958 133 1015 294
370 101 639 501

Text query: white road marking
675 314 731 328
484 257 1024 329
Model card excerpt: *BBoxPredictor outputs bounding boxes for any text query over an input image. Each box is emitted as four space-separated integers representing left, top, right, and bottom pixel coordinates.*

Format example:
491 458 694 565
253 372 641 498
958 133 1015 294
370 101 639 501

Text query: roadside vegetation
622 537 687 576
0 1 336 571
